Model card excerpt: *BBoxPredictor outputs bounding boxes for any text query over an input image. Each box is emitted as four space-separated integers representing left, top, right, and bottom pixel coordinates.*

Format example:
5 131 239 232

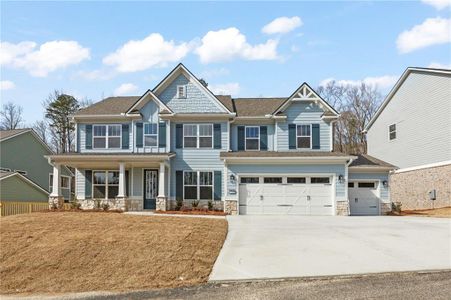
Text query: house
365 67 451 209
0 129 73 202
47 63 394 215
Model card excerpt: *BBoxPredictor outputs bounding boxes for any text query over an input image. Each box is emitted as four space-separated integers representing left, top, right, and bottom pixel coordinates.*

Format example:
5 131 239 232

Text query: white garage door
348 181 379 216
239 176 333 215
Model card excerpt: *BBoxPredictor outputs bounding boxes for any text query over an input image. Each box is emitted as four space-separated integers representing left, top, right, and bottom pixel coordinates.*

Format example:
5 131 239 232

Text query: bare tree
0 102 24 130
318 81 382 154
32 120 56 151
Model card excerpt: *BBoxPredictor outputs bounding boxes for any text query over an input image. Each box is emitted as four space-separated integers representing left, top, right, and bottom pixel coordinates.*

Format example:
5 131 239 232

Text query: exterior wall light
382 180 389 188
230 174 236 183
338 175 345 183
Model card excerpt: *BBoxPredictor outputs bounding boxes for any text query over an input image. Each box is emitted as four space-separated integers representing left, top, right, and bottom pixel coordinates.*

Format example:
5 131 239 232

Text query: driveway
210 216 451 281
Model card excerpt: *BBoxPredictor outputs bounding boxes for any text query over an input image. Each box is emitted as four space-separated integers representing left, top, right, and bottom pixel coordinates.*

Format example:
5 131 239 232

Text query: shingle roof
0 129 30 141
220 151 351 158
75 96 140 116
349 154 396 168
215 95 235 113
232 98 287 117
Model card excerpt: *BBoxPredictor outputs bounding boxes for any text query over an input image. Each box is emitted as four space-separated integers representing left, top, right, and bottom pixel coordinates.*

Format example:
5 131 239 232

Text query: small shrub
392 202 402 214
208 200 213 210
94 199 102 210
102 202 110 211
192 199 200 208
70 199 81 210
175 197 183 211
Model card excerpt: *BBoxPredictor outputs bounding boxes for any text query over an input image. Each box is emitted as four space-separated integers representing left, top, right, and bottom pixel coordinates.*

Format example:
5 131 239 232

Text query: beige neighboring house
365 67 451 209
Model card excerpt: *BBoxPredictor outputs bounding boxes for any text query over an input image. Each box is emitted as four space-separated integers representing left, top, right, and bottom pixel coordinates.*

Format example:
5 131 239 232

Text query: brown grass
0 212 228 295
390 206 451 218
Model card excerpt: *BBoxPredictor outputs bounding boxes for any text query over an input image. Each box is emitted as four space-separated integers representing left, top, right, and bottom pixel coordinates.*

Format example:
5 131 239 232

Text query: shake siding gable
157 74 224 113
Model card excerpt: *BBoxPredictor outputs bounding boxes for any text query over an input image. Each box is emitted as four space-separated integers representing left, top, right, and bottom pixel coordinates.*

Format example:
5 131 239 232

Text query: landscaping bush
175 197 183 211
208 200 213 210
102 203 110 211
192 199 200 208
70 199 81 210
392 202 402 214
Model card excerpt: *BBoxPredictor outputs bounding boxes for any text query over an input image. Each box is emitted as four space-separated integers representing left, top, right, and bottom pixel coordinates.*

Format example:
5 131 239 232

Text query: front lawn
0 212 228 295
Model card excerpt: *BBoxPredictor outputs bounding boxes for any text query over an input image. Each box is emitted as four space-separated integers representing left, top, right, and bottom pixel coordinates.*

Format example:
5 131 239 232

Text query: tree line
1 83 382 155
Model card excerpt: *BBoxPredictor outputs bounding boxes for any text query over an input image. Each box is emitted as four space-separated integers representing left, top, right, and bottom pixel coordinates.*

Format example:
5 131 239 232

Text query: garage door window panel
287 177 306 184
241 177 259 184
311 177 330 184
264 177 282 184
358 182 376 189
297 125 311 149
245 126 260 151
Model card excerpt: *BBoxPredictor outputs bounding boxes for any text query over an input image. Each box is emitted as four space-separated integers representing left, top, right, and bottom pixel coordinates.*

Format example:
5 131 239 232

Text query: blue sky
1 1 450 124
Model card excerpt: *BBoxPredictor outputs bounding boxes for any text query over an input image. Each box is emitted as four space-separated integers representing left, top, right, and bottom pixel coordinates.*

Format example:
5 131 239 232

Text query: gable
0 174 49 201
140 98 160 122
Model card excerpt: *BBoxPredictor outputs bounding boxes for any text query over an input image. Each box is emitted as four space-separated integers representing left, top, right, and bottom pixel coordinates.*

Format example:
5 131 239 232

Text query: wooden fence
0 201 71 217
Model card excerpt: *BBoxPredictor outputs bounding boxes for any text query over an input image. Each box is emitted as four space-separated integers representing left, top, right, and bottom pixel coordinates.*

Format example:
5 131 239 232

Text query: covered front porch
47 153 175 211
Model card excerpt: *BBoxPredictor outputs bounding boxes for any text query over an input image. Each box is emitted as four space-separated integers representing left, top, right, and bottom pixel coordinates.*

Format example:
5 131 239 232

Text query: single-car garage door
348 181 379 216
239 175 333 215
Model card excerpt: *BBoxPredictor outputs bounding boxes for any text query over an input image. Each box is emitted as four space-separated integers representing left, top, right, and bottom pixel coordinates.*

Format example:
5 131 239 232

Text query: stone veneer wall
79 198 128 211
390 164 451 210
336 200 349 216
224 200 238 215
166 199 224 211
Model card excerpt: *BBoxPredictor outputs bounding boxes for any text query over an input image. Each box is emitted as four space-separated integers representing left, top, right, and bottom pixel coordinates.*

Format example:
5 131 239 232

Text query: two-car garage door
239 175 333 215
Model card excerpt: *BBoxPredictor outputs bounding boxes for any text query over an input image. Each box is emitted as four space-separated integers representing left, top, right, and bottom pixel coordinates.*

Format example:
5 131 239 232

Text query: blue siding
136 100 167 153
230 124 275 151
277 102 332 151
348 172 390 200
169 121 228 199
78 123 133 153
226 164 346 199
157 74 224 113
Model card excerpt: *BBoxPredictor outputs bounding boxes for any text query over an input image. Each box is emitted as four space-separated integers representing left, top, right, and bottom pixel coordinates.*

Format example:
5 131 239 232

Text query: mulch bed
156 210 227 216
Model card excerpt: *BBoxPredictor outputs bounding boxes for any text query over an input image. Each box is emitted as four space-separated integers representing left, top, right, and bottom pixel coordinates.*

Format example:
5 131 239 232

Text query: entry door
143 169 158 209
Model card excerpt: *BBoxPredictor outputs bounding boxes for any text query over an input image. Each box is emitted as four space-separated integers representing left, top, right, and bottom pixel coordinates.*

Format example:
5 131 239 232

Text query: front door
143 169 158 209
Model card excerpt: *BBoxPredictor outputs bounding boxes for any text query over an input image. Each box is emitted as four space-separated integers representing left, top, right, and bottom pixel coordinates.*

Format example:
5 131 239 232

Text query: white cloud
114 83 139 96
0 80 15 90
76 69 116 80
421 0 451 10
396 17 451 53
428 62 451 69
103 33 190 72
209 82 240 95
0 40 90 77
196 27 278 64
320 75 398 90
200 67 230 79
262 16 303 34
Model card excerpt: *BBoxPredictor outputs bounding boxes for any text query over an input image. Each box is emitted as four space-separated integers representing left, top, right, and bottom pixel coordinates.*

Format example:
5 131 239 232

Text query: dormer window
177 85 187 98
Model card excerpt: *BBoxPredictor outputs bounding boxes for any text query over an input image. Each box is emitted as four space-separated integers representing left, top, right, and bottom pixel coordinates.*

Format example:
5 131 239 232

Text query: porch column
117 162 126 198
156 162 167 211
49 163 63 209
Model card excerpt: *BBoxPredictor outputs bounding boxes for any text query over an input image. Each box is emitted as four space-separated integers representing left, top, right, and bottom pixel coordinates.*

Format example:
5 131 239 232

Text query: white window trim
183 124 213 149
388 123 396 141
92 170 120 200
143 122 159 147
92 124 122 149
49 174 71 190
296 124 312 149
183 170 214 201
177 85 187 99
245 126 260 151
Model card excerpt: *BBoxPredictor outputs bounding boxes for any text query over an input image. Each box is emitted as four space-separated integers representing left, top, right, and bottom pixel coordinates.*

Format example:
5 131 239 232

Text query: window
311 177 330 184
287 177 306 184
358 182 376 189
245 126 260 150
49 174 70 190
389 124 396 140
144 123 158 147
348 182 355 188
297 125 311 149
184 171 213 200
183 124 213 148
177 85 187 98
264 177 282 184
241 177 259 184
93 125 121 149
93 171 119 199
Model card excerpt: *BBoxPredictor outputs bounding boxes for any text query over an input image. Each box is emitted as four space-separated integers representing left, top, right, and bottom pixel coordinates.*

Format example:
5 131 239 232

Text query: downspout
344 157 354 216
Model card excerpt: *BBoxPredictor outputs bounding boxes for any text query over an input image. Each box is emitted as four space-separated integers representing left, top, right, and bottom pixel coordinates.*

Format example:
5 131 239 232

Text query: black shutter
260 126 268 151
289 124 296 149
214 171 222 200
176 170 183 200
85 170 92 199
237 126 245 151
136 123 143 148
85 125 92 149
214 124 222 149
312 124 320 149
176 124 183 148
159 122 166 148
122 124 129 149
125 170 129 197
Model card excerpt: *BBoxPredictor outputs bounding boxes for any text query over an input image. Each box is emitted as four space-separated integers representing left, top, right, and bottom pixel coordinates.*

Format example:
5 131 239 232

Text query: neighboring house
0 129 73 202
0 171 49 202
365 67 451 209
47 63 393 216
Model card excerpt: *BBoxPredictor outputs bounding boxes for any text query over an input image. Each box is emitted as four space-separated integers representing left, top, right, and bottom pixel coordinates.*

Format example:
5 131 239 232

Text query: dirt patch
388 206 451 218
0 212 228 295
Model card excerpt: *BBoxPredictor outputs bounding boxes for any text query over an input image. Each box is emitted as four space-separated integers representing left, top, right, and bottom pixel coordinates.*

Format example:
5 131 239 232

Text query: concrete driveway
209 216 451 281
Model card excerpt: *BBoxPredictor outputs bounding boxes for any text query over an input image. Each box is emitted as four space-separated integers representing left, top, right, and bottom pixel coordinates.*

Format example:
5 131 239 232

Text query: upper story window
183 124 213 148
144 123 158 147
177 85 187 98
245 126 260 151
297 124 311 149
389 124 396 140
93 125 121 149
